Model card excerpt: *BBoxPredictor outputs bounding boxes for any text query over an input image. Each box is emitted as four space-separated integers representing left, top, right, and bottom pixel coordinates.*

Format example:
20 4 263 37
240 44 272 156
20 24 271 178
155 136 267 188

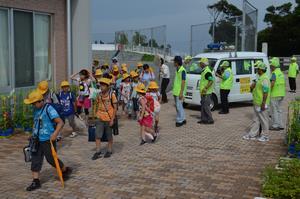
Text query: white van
184 52 270 110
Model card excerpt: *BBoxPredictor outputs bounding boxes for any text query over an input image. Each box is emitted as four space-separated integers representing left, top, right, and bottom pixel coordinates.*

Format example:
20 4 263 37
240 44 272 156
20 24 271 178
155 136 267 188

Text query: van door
230 59 254 102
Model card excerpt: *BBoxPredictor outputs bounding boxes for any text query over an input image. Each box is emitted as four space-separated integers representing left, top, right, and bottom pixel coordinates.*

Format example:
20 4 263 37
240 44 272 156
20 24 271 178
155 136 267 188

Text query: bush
262 158 300 199
141 54 155 62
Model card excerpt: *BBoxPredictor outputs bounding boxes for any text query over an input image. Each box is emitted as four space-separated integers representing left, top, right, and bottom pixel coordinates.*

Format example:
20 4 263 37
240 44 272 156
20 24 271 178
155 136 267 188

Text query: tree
116 32 128 45
148 39 159 48
207 0 242 44
132 31 147 46
258 1 300 56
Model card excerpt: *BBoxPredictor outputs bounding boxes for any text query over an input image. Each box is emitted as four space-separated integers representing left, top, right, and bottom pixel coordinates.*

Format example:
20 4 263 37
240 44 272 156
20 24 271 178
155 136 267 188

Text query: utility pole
241 0 246 51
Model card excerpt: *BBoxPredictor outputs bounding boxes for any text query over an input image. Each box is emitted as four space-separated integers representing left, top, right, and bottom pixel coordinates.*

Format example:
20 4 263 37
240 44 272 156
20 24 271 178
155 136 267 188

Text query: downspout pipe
67 0 72 80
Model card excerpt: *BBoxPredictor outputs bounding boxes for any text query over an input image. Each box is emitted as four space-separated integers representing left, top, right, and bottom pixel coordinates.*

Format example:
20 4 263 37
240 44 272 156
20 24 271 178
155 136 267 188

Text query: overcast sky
91 0 294 54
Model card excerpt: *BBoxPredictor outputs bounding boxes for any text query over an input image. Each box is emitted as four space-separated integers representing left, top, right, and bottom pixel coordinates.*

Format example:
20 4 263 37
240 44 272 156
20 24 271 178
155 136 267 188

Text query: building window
0 9 10 89
0 8 51 90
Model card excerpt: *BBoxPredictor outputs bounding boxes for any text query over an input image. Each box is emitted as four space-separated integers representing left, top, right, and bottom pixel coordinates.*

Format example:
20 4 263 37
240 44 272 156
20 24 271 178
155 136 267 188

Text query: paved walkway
0 81 299 199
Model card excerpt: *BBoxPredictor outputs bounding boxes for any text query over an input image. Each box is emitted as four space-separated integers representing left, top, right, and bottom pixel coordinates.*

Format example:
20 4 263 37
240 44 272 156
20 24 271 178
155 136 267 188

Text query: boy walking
24 90 72 191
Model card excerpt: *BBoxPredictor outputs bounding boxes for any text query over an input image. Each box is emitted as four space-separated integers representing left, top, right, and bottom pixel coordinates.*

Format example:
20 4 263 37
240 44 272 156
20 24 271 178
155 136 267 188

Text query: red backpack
145 95 154 113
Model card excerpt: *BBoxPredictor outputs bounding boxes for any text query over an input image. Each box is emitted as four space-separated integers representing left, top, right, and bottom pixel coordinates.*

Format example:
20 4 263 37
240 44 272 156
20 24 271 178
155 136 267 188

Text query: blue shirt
59 91 75 116
33 105 59 141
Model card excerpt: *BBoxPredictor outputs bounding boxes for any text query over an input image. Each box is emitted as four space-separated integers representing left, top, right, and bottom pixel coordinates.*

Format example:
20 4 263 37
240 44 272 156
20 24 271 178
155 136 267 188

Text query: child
92 77 117 160
130 71 140 120
120 73 132 117
58 81 78 138
146 81 161 133
135 83 157 145
70 69 94 124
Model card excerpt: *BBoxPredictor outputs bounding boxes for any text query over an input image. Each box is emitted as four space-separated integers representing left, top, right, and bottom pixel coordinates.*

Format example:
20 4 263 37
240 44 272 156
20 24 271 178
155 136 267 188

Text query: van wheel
183 102 188 108
210 94 218 111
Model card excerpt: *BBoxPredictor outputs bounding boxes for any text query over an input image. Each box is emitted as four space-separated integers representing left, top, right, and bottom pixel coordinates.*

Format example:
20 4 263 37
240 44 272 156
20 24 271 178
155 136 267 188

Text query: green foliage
132 32 147 46
287 101 300 145
258 1 300 56
116 32 128 45
141 54 155 62
263 159 300 199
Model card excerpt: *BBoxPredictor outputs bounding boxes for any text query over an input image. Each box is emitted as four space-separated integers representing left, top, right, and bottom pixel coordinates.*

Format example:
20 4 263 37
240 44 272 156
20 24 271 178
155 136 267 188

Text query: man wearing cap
24 90 72 191
269 57 285 131
184 56 197 72
288 56 299 93
216 61 233 114
198 58 214 124
173 56 187 127
243 61 270 142
93 77 117 159
159 57 170 103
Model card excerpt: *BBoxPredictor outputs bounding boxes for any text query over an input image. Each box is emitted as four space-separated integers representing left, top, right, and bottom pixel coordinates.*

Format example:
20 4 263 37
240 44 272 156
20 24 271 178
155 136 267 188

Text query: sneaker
140 140 146 145
152 135 157 143
104 151 112 158
91 152 102 160
69 132 78 138
62 167 72 181
257 135 269 142
56 136 62 142
242 134 256 140
26 179 41 191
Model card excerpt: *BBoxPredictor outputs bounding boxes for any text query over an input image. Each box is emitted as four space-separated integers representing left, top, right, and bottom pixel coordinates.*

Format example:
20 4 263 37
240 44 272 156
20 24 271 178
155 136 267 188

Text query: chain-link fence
190 0 257 56
242 0 258 51
115 25 169 56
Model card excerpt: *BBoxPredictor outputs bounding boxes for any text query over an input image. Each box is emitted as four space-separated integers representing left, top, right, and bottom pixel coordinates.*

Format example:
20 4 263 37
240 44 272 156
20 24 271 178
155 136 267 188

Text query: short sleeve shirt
59 91 76 116
96 92 118 121
33 105 59 141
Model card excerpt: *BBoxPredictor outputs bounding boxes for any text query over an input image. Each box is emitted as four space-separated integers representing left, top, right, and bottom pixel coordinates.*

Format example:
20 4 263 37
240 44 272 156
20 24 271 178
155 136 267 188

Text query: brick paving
0 81 299 199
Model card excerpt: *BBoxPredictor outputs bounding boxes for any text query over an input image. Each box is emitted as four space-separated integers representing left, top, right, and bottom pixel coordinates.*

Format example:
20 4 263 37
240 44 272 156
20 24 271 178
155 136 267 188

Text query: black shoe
269 127 281 131
140 140 146 145
104 151 112 158
152 135 157 143
183 120 187 125
279 127 284 130
197 120 206 124
91 152 102 160
218 111 228 114
26 179 41 191
176 122 184 127
62 167 72 181
203 121 214 125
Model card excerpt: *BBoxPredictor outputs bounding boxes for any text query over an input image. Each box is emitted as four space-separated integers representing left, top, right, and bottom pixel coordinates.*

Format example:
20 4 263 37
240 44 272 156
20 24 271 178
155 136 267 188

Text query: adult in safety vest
197 58 214 124
243 61 270 142
288 56 299 93
172 56 187 127
216 61 233 114
269 57 285 131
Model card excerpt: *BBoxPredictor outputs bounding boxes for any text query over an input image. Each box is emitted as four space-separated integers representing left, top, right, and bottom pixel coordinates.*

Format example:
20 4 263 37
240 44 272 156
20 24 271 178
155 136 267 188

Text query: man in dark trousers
159 57 170 103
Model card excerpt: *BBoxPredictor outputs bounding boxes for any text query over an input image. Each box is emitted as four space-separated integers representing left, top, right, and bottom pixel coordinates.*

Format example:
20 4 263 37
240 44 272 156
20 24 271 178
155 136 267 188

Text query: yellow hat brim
37 88 48 95
135 88 146 93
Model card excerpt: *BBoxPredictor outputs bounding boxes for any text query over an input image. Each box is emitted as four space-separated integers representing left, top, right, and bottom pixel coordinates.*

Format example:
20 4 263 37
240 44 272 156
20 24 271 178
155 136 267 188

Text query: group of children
34 61 162 146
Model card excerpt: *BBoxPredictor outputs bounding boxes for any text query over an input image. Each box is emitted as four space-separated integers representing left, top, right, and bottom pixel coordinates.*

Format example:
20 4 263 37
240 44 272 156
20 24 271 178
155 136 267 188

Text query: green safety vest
271 68 286 98
253 73 270 106
200 66 214 94
172 66 187 96
220 67 233 90
288 62 299 78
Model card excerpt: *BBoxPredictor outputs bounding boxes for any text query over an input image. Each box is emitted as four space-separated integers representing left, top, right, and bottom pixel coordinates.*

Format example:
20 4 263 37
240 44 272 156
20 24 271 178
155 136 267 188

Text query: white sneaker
242 134 256 140
69 132 78 138
257 135 269 142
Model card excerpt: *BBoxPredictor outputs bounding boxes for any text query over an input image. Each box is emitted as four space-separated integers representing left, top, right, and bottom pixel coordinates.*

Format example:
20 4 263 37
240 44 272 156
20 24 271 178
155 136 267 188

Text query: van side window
236 60 252 75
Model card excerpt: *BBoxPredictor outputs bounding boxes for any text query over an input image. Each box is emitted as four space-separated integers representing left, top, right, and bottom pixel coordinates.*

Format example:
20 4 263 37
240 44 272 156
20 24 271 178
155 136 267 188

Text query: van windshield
186 58 217 74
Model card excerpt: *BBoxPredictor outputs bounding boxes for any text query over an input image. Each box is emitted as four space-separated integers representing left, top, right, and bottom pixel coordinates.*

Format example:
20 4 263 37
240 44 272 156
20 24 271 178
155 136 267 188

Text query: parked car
184 52 270 110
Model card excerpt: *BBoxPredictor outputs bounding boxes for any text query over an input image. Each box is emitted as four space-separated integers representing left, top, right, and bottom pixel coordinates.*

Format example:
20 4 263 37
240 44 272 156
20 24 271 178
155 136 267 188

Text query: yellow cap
198 58 209 65
254 60 266 70
136 62 143 68
60 81 70 87
121 65 128 73
220 61 230 68
269 57 280 68
148 81 159 89
130 71 139 78
113 65 119 72
99 78 111 85
135 83 146 93
103 62 109 66
37 80 49 95
95 69 103 76
24 90 44 105
184 56 192 61
122 73 130 80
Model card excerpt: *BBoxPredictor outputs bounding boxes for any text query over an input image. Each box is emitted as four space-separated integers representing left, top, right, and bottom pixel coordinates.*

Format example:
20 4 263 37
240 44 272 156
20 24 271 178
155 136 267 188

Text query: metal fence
115 25 168 56
190 0 257 56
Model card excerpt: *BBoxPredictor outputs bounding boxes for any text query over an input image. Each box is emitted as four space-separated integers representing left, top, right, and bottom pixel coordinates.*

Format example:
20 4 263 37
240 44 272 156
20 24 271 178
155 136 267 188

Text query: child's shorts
138 115 153 128
76 96 91 109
